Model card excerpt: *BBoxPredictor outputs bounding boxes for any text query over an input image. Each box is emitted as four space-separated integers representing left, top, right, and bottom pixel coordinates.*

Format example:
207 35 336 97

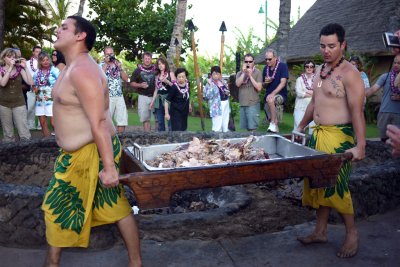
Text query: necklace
138 64 155 73
30 57 37 72
266 60 280 80
390 70 400 94
320 56 345 80
301 73 315 90
156 72 168 90
174 81 189 99
36 68 51 86
106 63 120 79
0 66 22 80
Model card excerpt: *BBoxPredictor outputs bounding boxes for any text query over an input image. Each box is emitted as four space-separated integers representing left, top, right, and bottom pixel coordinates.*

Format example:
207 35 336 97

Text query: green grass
127 109 379 138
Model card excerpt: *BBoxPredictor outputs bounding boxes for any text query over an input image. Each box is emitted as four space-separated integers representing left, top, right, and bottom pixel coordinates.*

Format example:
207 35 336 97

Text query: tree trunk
0 0 5 51
276 0 291 63
166 0 187 71
75 0 86 16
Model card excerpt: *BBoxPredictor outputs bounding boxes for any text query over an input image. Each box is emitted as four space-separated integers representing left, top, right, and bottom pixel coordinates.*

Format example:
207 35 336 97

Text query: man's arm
365 84 381 97
345 68 366 161
71 66 117 187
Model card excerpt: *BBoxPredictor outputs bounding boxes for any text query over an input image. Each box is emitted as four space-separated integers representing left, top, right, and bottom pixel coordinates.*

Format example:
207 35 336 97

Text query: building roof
255 0 400 64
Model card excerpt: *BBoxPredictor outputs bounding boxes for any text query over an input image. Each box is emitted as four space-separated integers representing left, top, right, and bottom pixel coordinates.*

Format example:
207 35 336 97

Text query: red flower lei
106 63 120 79
301 73 315 91
266 60 280 80
29 57 37 72
173 81 189 99
138 64 155 73
0 66 22 80
390 70 400 94
36 68 51 86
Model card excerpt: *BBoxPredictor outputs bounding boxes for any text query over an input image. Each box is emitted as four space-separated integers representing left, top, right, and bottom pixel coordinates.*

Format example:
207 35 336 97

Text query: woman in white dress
293 60 316 134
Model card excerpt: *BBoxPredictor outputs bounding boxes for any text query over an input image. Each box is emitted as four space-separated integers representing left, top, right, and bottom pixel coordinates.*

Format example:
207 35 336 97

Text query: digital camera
382 32 400 48
15 59 21 64
109 55 116 61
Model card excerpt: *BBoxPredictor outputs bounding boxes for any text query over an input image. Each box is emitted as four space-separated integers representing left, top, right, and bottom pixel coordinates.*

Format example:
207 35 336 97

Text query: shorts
264 94 284 122
240 103 260 130
35 102 53 116
109 96 128 126
138 95 153 122
377 112 400 139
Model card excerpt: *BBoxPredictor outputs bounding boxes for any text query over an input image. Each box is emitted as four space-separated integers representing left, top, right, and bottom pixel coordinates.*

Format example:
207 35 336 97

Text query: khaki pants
0 105 31 141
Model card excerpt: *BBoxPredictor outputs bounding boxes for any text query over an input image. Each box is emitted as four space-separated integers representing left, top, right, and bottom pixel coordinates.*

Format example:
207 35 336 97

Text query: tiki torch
188 19 205 131
219 21 227 73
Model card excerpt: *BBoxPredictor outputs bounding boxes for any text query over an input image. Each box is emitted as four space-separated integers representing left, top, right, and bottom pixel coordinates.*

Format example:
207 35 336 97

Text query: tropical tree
3 0 51 56
44 0 72 31
88 0 178 61
275 0 291 62
0 0 5 51
76 0 86 16
166 0 187 70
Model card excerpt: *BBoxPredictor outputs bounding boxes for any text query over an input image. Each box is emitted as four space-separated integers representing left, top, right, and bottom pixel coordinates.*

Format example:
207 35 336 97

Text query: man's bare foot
297 233 328 245
337 230 358 258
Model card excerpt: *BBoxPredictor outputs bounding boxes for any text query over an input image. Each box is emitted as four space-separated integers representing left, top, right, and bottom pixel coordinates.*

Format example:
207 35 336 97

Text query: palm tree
275 0 291 63
44 0 72 27
75 0 86 16
166 0 187 71
3 0 51 56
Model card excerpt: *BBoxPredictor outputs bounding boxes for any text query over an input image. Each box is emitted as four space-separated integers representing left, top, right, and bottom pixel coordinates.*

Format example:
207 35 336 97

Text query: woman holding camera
32 52 60 137
0 47 33 141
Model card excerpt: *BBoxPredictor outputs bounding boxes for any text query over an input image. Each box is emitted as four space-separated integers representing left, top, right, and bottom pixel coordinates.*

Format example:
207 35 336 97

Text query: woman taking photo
0 48 33 141
33 52 60 137
293 59 316 134
150 56 176 131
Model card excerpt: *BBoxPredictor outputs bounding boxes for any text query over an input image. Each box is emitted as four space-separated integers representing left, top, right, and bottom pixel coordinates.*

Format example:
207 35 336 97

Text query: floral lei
0 66 22 80
156 72 169 91
106 63 120 79
266 60 280 80
390 70 400 94
173 81 189 99
301 73 315 91
36 68 51 86
29 57 37 72
138 64 155 73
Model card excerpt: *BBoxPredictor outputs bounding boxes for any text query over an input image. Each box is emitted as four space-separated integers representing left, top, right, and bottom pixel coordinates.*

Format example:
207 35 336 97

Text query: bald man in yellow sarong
296 23 366 259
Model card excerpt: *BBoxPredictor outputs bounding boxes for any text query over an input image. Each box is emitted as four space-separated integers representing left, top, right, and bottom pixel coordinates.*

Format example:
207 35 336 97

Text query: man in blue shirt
262 48 289 133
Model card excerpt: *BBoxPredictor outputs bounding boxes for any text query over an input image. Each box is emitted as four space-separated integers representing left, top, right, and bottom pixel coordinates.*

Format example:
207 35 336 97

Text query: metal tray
126 134 324 171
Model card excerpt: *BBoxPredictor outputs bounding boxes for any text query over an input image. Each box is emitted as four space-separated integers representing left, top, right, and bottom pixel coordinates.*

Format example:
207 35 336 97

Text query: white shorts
138 95 153 122
109 96 128 126
35 102 53 117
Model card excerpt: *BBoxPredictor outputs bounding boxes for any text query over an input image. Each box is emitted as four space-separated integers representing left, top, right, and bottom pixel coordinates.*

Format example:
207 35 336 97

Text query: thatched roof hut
255 0 400 64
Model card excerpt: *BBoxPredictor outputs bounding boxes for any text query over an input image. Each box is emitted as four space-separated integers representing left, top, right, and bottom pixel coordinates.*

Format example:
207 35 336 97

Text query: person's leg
116 215 142 267
114 97 128 133
267 95 276 124
293 108 303 131
239 106 247 130
39 116 50 137
212 115 223 132
297 206 330 244
26 91 36 129
247 103 260 131
13 105 31 140
337 213 358 258
0 105 14 141
221 100 230 132
156 105 166 131
43 246 62 267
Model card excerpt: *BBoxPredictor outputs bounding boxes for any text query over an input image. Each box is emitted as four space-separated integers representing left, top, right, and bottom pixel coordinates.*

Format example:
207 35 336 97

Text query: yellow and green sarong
41 136 132 248
302 124 355 215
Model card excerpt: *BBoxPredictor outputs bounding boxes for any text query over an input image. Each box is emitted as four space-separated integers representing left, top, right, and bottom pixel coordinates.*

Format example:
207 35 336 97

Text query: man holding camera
235 53 262 131
262 48 289 133
100 46 129 133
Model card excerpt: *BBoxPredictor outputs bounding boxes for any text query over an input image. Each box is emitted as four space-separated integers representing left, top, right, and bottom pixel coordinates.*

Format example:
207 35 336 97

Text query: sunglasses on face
305 65 315 69
52 53 57 56
244 60 253 63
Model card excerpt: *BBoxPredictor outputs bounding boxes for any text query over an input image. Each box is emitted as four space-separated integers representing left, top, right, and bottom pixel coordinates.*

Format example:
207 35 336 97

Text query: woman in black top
165 68 192 131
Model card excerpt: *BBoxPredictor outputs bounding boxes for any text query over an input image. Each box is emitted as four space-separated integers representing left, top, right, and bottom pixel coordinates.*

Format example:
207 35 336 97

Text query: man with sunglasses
235 53 263 131
262 48 289 133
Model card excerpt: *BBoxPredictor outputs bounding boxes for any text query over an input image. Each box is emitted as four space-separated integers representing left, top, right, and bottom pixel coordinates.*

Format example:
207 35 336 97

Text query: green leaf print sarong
303 124 355 214
41 136 132 247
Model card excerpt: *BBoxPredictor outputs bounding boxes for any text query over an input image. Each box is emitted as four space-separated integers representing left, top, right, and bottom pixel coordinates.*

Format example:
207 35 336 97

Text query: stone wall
0 132 399 248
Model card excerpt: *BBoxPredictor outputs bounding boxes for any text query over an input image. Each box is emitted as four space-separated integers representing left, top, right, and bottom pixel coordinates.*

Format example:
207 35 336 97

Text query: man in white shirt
26 45 42 130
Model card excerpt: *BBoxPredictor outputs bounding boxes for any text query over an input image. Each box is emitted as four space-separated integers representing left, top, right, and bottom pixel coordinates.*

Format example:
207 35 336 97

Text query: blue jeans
155 105 171 131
